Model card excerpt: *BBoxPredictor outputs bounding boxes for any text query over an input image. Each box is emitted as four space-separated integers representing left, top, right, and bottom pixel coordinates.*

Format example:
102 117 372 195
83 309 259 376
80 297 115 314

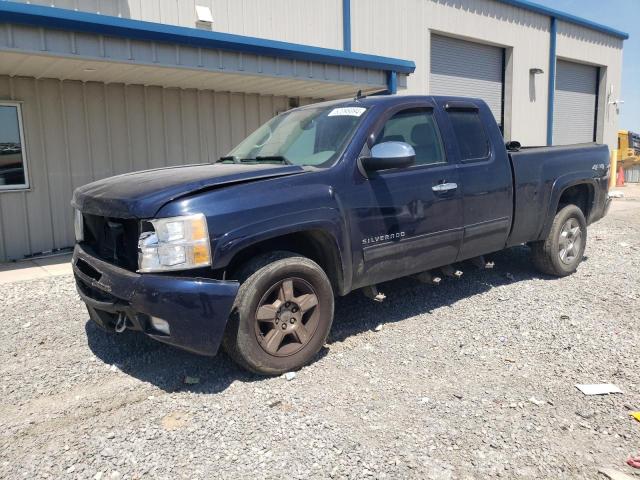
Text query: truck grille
81 214 139 271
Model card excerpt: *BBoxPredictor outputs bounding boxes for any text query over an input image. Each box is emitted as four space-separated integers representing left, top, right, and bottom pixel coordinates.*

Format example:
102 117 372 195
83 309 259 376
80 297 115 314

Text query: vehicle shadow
328 245 552 343
85 319 280 394
85 245 559 394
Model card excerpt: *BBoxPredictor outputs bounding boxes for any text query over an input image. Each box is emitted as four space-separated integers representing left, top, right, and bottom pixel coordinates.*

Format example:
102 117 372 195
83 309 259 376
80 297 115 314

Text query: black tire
531 204 587 277
223 251 334 375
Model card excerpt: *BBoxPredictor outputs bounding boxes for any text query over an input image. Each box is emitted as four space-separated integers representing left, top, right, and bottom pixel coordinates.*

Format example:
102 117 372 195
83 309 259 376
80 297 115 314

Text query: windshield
226 105 368 168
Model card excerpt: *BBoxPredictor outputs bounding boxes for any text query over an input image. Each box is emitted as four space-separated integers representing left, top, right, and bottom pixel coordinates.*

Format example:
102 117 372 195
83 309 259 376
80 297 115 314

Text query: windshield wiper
241 155 292 165
216 155 240 163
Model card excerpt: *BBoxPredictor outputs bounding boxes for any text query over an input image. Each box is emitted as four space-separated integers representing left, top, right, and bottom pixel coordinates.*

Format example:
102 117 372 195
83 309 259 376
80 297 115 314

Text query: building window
0 102 29 191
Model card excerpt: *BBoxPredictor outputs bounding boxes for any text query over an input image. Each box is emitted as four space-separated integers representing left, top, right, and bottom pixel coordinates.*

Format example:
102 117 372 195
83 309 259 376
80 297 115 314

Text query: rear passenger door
347 101 463 288
439 100 513 260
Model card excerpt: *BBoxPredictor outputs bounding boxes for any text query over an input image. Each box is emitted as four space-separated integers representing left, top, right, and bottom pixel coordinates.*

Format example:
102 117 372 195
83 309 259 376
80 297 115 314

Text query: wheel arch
557 183 594 218
539 177 596 241
220 227 349 296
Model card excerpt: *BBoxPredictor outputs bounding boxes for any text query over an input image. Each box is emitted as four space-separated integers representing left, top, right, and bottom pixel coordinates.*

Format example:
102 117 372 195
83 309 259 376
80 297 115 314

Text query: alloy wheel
558 217 582 265
254 277 320 357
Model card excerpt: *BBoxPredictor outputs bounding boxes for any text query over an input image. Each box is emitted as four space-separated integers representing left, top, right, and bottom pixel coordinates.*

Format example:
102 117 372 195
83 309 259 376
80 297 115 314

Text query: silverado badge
362 232 406 246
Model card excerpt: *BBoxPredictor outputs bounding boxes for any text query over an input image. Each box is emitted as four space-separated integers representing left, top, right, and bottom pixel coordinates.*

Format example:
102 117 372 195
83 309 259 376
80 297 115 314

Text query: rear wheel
531 204 587 276
223 252 334 375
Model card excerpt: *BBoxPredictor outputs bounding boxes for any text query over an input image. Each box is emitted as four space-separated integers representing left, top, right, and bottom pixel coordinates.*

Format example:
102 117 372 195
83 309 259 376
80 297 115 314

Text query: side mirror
360 141 416 174
505 140 521 152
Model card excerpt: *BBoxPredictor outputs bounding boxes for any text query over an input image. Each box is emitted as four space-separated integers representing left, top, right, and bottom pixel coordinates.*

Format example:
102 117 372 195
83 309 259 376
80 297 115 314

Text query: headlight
74 209 84 242
137 213 211 272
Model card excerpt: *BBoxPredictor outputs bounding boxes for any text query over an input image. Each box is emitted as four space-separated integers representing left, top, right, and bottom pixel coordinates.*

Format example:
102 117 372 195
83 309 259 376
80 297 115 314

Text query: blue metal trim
547 16 557 146
0 1 415 74
387 71 397 94
495 0 628 40
342 0 351 51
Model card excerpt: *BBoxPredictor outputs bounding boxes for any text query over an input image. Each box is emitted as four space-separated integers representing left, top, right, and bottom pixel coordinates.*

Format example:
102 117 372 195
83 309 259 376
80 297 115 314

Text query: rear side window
448 110 490 161
374 108 445 166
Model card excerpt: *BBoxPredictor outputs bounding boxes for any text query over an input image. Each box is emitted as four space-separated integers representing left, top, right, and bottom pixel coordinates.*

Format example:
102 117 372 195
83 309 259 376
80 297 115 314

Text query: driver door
346 101 463 288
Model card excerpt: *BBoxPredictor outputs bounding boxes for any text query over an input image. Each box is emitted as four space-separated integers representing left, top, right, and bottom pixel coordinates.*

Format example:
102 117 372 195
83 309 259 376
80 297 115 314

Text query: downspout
342 0 397 95
387 71 398 94
342 0 351 51
546 16 557 146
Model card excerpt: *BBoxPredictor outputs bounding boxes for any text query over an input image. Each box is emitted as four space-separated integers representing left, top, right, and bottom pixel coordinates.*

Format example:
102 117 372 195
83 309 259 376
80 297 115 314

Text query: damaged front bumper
72 244 239 356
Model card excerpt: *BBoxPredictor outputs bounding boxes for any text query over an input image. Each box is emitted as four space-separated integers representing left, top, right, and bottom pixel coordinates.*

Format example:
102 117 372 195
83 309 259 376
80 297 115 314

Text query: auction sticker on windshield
328 107 366 117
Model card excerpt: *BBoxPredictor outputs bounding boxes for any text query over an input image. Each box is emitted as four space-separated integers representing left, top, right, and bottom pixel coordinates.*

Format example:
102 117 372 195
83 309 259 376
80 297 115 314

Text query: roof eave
496 0 629 40
0 1 417 74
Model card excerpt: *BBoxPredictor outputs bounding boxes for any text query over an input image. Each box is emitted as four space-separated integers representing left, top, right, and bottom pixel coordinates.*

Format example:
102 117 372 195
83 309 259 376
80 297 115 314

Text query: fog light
150 316 170 335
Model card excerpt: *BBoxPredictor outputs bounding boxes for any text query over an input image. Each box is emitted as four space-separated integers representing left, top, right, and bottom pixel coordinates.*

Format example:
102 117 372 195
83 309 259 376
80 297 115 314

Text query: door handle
432 182 458 192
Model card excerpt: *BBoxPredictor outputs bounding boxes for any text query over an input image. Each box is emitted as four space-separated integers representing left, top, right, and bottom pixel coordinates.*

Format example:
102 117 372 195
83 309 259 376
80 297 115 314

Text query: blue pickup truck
72 95 611 374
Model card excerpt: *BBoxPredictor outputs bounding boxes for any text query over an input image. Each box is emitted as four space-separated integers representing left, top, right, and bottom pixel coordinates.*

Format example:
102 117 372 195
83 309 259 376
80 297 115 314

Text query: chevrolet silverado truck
71 95 611 374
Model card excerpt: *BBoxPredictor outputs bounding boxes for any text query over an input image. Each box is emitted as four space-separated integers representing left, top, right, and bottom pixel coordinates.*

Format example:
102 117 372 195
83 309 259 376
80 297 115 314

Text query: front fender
212 207 352 293
154 170 353 292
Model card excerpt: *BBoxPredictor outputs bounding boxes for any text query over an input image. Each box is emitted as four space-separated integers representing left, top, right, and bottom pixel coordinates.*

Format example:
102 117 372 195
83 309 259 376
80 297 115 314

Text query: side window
448 110 490 161
0 103 29 190
374 108 446 166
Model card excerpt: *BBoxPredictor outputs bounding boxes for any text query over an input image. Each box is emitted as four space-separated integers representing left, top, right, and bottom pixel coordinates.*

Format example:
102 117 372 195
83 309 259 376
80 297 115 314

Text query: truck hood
72 163 305 218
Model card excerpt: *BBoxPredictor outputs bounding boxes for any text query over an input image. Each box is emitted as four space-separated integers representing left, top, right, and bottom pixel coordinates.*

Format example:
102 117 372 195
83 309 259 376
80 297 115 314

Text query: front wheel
531 204 587 276
223 252 334 375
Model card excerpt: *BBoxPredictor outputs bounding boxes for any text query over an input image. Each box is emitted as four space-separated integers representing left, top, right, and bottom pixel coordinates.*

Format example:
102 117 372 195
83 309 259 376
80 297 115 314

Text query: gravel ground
1 190 639 480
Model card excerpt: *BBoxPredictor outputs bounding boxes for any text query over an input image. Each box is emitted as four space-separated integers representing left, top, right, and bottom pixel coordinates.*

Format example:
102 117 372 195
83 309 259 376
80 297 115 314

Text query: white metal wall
552 60 598 145
11 0 625 150
9 0 344 49
430 34 504 126
0 74 291 261
351 0 551 145
350 0 623 149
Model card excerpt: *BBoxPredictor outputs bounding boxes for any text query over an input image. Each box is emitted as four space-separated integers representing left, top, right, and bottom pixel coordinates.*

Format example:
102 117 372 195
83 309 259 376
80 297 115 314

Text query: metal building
0 0 628 262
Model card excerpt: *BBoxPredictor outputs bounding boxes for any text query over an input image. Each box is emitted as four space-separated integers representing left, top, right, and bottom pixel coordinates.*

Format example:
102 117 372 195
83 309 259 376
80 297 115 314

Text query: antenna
355 90 364 101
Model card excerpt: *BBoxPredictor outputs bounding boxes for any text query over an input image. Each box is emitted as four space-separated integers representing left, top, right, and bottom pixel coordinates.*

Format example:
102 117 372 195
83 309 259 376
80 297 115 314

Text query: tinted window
448 110 490 161
375 108 445 166
0 104 28 190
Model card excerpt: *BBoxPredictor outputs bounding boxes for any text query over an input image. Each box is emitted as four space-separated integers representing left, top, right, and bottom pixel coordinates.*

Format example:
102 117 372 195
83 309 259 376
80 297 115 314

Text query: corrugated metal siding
552 60 598 145
430 34 504 126
626 166 640 183
0 75 291 261
10 0 343 49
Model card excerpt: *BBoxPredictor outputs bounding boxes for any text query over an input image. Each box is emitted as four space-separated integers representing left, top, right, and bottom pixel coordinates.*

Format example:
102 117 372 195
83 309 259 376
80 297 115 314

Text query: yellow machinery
615 130 640 185
617 130 640 166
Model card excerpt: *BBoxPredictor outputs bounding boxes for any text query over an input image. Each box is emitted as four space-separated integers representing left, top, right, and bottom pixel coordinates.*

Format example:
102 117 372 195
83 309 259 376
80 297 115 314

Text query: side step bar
441 265 463 278
412 271 442 285
471 255 495 269
361 285 386 302
364 256 497 301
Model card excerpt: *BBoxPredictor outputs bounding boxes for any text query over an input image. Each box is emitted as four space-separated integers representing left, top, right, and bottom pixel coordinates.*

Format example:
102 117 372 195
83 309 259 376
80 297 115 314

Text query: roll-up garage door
430 34 504 127
553 60 599 145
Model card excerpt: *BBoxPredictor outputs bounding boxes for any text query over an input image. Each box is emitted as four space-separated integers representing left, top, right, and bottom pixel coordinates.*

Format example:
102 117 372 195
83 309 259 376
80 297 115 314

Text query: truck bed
507 143 610 246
